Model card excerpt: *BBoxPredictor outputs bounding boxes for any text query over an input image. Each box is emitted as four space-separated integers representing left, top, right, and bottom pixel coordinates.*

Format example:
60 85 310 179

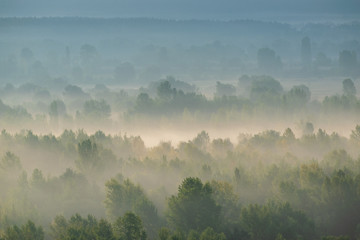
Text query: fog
1 1 360 240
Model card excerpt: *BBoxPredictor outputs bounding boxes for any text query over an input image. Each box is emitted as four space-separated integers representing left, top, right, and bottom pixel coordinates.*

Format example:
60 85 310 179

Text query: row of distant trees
2 38 358 84
0 76 358 129
133 76 357 118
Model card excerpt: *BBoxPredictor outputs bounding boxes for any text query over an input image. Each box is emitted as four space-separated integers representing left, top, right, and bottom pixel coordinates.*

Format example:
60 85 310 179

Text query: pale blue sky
1 0 359 21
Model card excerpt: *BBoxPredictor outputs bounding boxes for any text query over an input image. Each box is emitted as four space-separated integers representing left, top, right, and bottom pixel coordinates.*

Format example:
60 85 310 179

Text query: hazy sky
1 0 359 21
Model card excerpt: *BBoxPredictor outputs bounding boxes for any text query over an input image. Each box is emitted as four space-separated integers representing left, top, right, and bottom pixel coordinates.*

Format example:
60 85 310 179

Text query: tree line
1 126 360 239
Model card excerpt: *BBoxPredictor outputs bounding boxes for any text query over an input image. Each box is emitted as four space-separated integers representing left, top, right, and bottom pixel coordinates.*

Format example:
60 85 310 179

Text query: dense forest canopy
1 123 360 239
0 3 359 239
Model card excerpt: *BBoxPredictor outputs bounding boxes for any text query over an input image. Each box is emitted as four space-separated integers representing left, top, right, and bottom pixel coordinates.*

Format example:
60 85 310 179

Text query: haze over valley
0 1 360 239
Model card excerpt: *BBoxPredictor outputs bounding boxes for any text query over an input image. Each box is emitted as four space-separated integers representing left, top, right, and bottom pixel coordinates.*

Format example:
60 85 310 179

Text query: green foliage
240 201 315 240
0 151 22 172
30 168 45 188
284 85 311 109
114 212 147 240
63 84 87 98
76 139 100 172
350 125 360 142
209 180 240 231
50 214 115 240
275 233 286 240
63 214 98 240
0 99 32 124
342 79 356 96
75 139 116 174
250 130 281 149
159 227 171 240
104 178 160 238
157 80 175 101
322 94 357 112
134 81 206 116
1 127 360 239
282 128 296 144
167 177 221 233
322 236 350 240
178 142 213 163
2 220 44 240
322 149 354 173
126 74 360 123
105 179 146 219
149 76 197 95
250 75 283 101
82 99 111 120
186 230 200 240
3 225 23 240
169 231 185 240
215 81 236 97
321 170 360 236
199 227 226 240
50 215 68 240
302 122 314 135
95 219 116 240
192 131 210 152
135 93 154 113
49 100 67 118
210 138 233 159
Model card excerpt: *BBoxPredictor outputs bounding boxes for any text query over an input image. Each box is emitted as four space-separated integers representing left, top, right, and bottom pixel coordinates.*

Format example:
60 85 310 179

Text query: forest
0 6 360 240
1 120 360 239
0 77 360 239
